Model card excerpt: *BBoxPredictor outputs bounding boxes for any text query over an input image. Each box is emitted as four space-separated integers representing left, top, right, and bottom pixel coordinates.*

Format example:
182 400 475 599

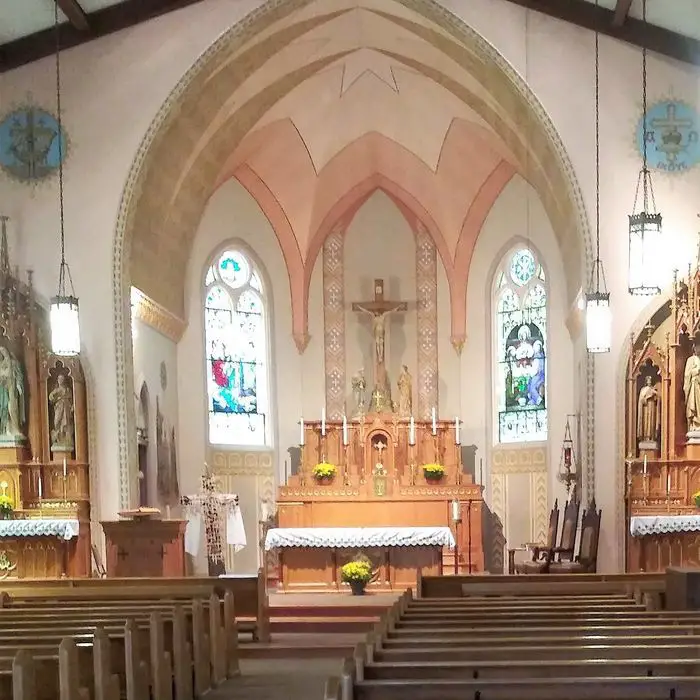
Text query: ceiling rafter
0 0 208 74
56 0 90 32
501 0 700 65
612 0 634 27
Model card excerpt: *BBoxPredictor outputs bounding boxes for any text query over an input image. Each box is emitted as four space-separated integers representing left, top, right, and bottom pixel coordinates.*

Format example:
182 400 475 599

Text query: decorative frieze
323 228 346 419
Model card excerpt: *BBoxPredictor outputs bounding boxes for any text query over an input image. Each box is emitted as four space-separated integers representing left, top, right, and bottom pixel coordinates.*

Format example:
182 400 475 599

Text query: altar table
0 519 88 578
628 515 700 572
265 526 455 591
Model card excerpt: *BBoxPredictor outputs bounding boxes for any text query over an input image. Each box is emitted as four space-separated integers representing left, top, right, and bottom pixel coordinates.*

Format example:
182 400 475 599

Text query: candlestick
454 417 460 445
666 472 671 496
342 414 348 447
451 498 461 522
479 458 483 485
321 408 326 436
38 474 43 500
643 454 647 476
409 416 415 446
300 417 305 446
431 407 437 435
63 457 67 479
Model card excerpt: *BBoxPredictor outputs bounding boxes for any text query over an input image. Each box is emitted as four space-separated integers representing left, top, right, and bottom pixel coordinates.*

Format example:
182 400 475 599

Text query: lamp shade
586 291 611 353
628 212 662 296
50 295 81 356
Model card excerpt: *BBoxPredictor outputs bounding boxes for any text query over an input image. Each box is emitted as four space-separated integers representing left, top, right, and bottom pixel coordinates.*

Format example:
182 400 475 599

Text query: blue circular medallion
637 100 700 173
0 107 67 182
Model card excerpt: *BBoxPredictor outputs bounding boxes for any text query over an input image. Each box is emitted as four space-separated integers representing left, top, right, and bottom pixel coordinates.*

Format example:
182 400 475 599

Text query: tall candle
299 417 305 446
451 498 461 522
431 407 437 435
409 416 415 445
321 408 326 436
667 472 671 495
342 414 348 446
455 417 460 445
643 455 647 476
479 458 483 485
63 457 67 479
38 475 43 500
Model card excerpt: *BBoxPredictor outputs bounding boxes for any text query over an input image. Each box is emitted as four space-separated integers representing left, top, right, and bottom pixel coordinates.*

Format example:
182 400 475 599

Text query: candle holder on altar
299 444 307 487
408 442 416 486
342 444 350 486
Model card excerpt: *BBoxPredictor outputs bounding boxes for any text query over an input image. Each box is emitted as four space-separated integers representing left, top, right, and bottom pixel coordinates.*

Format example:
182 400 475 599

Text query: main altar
0 217 91 579
268 279 483 591
625 261 700 572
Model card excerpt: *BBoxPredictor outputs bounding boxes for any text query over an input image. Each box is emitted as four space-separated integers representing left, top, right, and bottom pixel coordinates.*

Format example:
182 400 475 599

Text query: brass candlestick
409 442 416 486
343 444 350 486
299 444 306 487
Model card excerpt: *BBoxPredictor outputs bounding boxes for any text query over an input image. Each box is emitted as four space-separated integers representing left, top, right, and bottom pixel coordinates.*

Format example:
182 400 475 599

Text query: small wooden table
266 526 454 591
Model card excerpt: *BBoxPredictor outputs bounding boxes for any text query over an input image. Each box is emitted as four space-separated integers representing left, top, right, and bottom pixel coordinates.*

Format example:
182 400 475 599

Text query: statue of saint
397 365 413 417
636 375 660 443
49 373 75 450
0 346 25 443
351 368 367 417
683 340 700 432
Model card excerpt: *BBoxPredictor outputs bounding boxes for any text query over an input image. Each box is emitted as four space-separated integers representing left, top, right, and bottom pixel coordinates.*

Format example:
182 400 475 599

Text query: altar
266 526 454 591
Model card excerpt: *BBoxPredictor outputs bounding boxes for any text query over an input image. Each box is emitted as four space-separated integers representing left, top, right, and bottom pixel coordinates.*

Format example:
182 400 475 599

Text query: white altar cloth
0 519 79 541
265 526 455 550
630 514 700 537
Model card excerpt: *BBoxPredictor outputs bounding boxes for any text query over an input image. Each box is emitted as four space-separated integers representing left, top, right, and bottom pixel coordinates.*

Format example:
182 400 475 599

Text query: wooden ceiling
0 0 698 74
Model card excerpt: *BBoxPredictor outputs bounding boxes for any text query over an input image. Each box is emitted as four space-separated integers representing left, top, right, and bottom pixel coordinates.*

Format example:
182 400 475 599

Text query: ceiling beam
0 0 208 73
501 0 700 65
56 0 90 32
612 0 634 27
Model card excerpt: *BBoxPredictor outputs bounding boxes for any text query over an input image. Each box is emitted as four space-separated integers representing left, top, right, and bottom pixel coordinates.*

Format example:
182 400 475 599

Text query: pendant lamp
586 1 611 353
628 0 662 296
49 4 81 356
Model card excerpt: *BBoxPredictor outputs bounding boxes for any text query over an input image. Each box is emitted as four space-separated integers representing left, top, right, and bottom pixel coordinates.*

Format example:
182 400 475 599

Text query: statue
0 346 25 443
397 365 413 417
637 375 660 444
49 373 75 450
371 311 389 366
683 339 700 433
351 368 367 417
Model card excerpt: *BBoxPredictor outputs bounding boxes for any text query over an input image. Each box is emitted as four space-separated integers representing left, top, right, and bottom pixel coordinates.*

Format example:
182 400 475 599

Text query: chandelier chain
641 0 649 212
594 0 600 288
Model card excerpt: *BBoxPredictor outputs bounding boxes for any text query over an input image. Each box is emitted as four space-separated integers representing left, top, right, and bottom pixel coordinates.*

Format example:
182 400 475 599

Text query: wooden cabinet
102 519 186 577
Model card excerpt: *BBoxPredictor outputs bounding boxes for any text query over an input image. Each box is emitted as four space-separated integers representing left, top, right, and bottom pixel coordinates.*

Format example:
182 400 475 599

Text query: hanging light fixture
586 1 611 353
628 0 662 296
49 4 80 356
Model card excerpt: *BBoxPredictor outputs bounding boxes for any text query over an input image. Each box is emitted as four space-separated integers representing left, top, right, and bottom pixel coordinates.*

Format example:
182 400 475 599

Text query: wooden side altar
274 414 484 591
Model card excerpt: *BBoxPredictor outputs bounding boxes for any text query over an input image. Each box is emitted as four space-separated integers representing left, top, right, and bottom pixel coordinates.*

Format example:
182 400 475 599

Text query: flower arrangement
340 559 373 584
693 491 700 509
0 494 13 519
312 462 337 480
422 463 445 480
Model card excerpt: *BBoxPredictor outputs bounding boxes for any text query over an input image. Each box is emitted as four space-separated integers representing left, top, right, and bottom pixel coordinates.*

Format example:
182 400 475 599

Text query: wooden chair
545 495 580 567
509 500 559 574
549 500 602 574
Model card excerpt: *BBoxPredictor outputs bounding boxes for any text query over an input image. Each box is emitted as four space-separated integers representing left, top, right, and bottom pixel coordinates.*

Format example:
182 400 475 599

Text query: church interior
0 0 699 697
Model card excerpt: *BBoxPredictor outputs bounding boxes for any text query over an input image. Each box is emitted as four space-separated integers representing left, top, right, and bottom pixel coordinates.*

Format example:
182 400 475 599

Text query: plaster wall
0 0 698 570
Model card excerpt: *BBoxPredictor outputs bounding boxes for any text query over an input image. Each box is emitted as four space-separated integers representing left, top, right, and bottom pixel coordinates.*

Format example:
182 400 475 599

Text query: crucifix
352 279 407 413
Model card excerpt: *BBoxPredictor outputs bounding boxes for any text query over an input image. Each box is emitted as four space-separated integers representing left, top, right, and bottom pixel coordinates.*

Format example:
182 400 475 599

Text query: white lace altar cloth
265 526 455 550
0 519 79 541
630 514 700 537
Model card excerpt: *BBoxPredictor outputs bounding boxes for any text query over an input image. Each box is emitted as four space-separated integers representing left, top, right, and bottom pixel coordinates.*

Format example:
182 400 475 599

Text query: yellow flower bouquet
693 490 700 509
340 559 372 583
422 463 445 481
312 462 337 481
0 494 13 520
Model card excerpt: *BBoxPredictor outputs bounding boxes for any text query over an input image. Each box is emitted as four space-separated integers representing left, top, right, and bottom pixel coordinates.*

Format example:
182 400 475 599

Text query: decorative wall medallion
0 106 67 182
637 100 700 173
160 361 167 391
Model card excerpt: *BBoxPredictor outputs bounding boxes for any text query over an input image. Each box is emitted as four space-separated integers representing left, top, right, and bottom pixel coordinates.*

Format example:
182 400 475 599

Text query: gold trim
492 446 547 474
133 291 186 343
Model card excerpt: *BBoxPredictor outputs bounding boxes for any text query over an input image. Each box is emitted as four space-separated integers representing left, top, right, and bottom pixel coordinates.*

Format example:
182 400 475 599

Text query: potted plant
693 490 700 509
313 462 337 483
422 463 445 482
0 494 13 520
340 557 373 595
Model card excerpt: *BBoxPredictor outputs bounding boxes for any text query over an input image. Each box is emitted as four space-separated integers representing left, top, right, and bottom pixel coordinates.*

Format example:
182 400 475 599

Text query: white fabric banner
184 513 202 556
226 506 247 552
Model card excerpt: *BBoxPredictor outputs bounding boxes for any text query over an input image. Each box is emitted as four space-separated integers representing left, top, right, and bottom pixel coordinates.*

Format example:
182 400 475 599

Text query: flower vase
424 473 443 483
349 580 366 596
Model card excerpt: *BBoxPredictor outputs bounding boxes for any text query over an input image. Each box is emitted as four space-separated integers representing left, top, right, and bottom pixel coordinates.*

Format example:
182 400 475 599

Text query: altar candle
321 408 326 436
38 475 43 500
63 457 67 479
479 458 483 485
455 417 461 445
409 416 415 445
643 454 647 476
451 498 461 522
342 414 348 446
667 472 671 495
299 417 305 446
431 407 437 435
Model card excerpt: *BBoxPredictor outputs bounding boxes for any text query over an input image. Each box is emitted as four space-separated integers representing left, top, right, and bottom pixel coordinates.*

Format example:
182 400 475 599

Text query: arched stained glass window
204 248 270 446
494 247 547 443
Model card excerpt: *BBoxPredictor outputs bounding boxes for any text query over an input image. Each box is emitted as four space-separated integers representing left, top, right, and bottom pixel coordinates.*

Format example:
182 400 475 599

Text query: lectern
102 517 186 577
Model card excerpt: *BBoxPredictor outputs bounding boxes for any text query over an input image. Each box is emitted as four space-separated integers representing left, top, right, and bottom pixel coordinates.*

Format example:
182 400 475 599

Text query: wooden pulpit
102 518 186 577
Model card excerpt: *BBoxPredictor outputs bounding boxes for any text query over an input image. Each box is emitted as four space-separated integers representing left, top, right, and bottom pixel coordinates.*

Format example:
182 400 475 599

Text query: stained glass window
204 249 269 446
495 247 547 443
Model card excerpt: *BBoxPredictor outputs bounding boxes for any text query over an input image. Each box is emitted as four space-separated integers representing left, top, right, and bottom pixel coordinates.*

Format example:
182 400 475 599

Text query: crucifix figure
352 279 407 413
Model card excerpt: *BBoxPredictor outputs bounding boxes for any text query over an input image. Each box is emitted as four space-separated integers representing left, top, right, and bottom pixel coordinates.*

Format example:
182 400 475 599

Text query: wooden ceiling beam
612 0 634 27
501 0 700 65
55 0 90 32
0 0 208 73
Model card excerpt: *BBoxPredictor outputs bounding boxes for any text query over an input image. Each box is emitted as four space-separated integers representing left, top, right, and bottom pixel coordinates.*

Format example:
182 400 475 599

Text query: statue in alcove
0 345 25 443
637 375 660 444
684 337 700 433
49 373 75 450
